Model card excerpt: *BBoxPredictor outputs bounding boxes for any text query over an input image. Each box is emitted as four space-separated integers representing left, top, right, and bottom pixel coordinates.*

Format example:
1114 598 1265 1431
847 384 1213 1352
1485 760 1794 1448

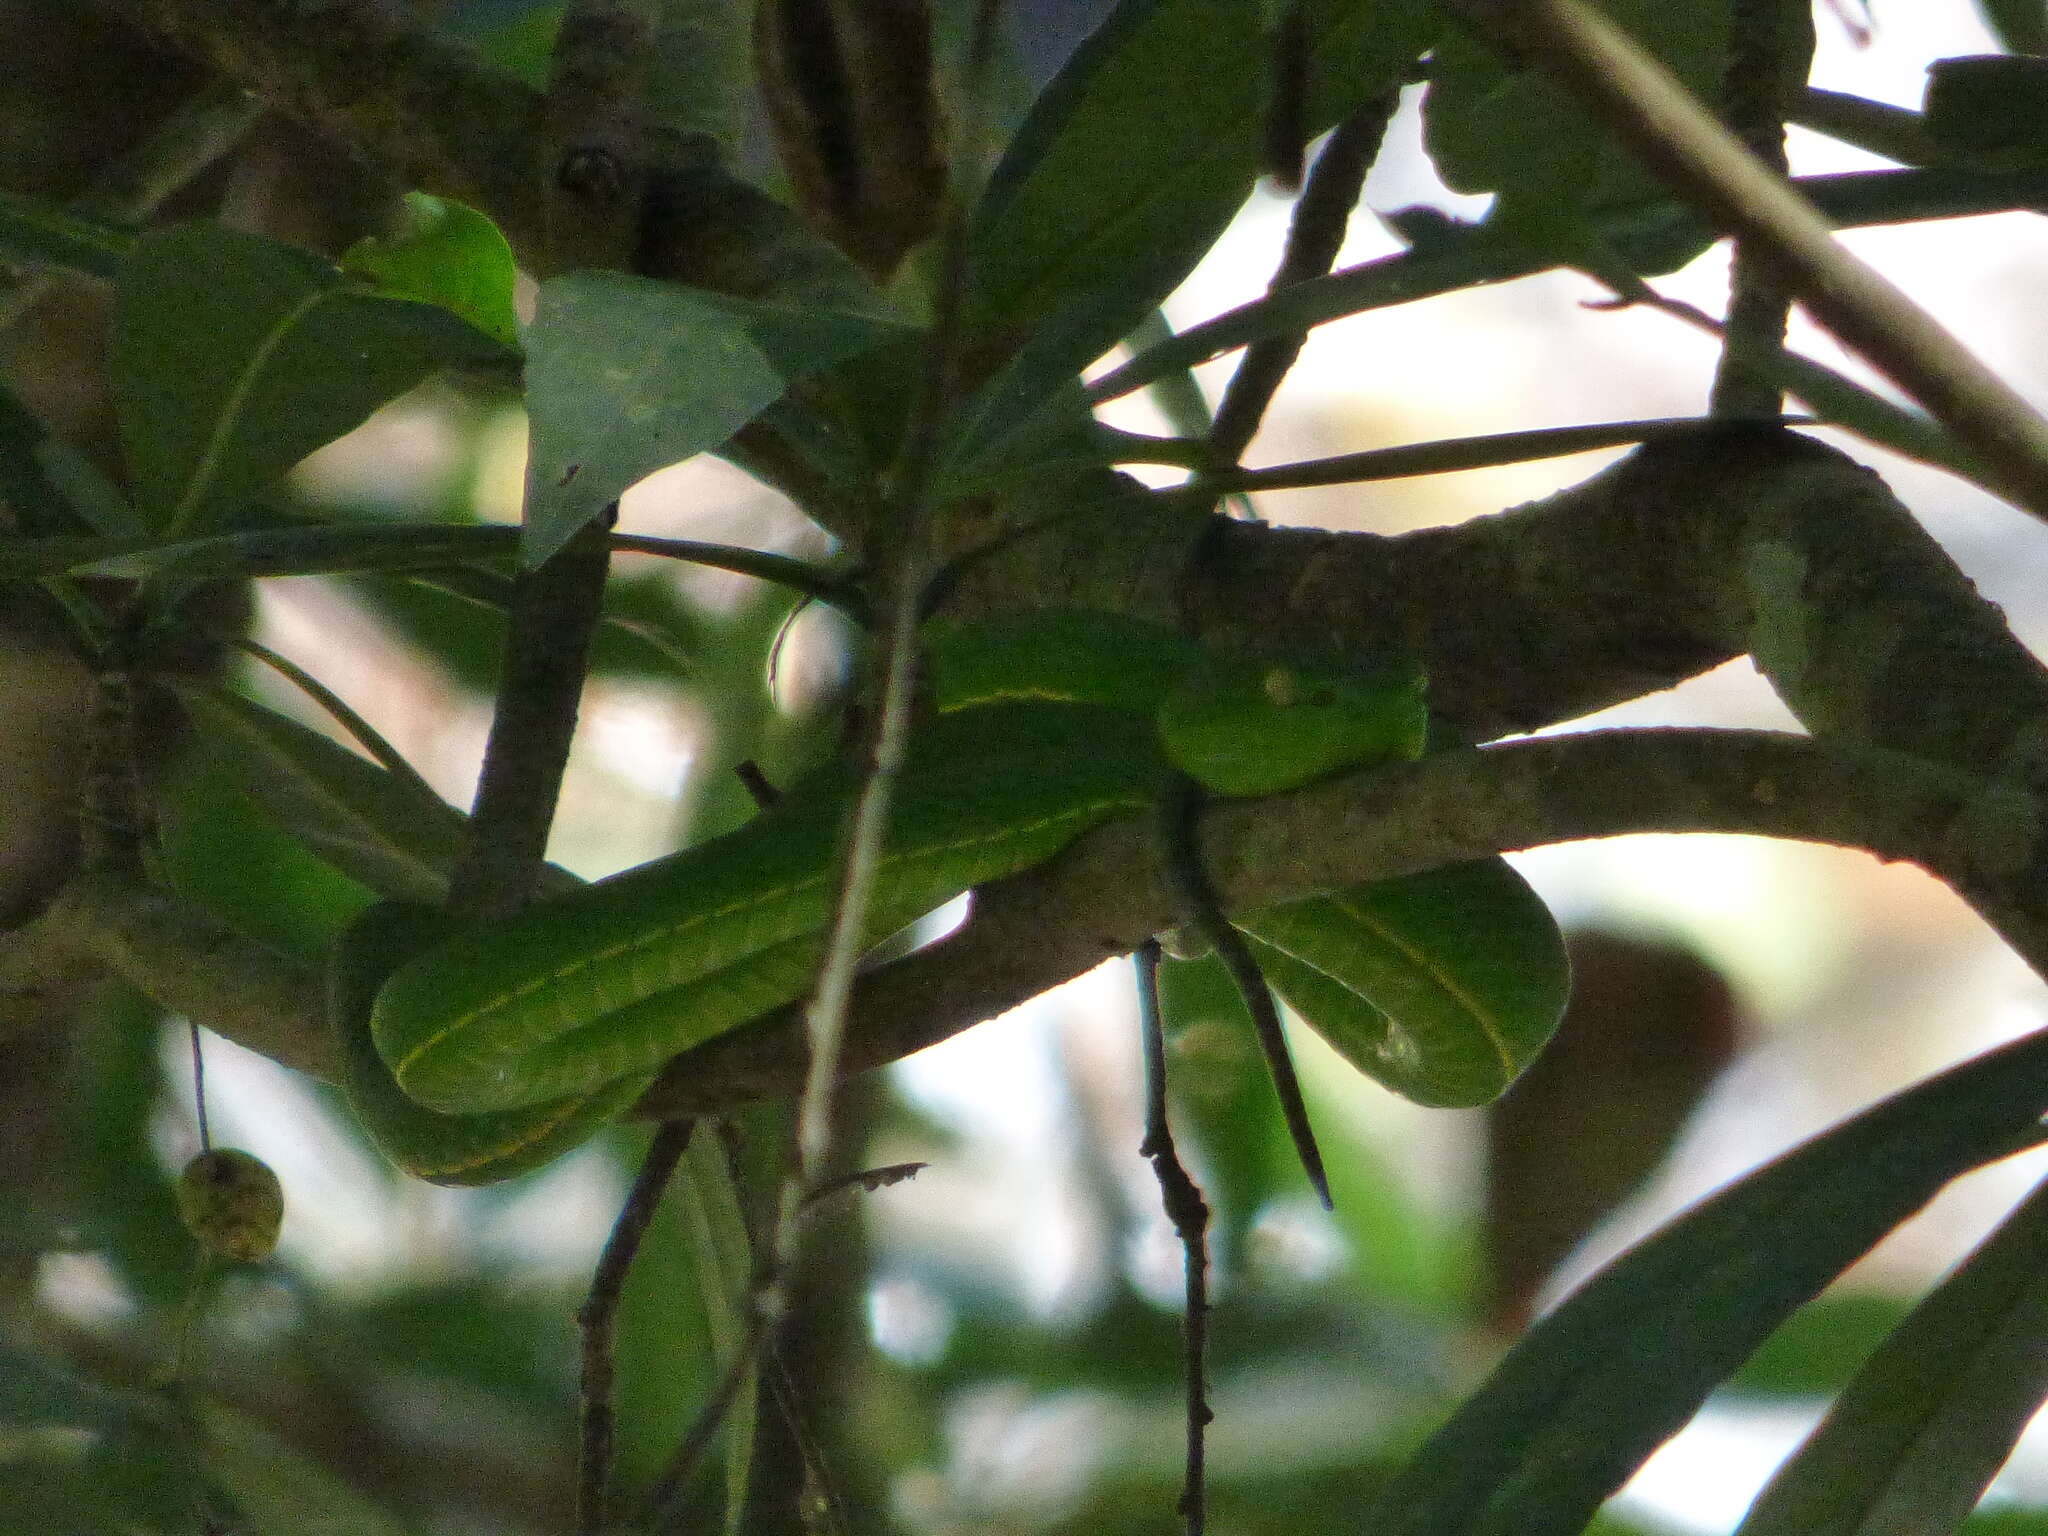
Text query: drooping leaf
1363 1025 2048 1536
953 0 1440 458
1736 1172 2048 1536
1974 0 2048 56
341 192 522 350
521 271 906 565
1764 348 1993 486
1423 0 1735 262
0 378 140 535
0 188 134 279
112 223 511 535
1241 858 1570 1107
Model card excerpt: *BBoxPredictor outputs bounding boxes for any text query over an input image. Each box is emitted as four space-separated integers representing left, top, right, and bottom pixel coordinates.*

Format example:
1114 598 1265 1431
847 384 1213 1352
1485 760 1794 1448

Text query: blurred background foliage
8 0 2048 1532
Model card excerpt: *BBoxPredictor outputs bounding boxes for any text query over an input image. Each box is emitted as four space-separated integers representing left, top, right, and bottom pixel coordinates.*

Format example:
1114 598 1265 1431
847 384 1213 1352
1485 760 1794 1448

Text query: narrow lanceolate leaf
0 379 140 536
1363 1025 2048 1536
0 188 134 279
521 271 906 565
1240 858 1570 1107
178 686 469 905
196 1399 413 1536
953 0 1439 459
113 223 511 535
1736 1172 2048 1536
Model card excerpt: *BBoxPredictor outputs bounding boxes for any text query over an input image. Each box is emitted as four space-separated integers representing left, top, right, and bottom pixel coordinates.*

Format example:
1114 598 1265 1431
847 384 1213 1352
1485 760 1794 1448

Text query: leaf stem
1208 95 1396 466
1134 940 1213 1536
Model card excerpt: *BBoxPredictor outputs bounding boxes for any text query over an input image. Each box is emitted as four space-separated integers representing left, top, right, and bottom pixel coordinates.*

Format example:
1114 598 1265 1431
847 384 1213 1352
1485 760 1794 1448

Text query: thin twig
187 1020 211 1153
1201 415 1805 493
782 0 1007 1214
1210 95 1397 464
1457 0 2048 514
577 1118 694 1536
1134 940 1213 1536
733 760 782 812
1156 777 1331 1209
1708 0 1811 418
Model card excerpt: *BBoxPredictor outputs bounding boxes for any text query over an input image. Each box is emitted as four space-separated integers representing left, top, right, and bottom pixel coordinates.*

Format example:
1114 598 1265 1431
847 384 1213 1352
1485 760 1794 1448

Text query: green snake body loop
335 611 1564 1185
370 701 1164 1116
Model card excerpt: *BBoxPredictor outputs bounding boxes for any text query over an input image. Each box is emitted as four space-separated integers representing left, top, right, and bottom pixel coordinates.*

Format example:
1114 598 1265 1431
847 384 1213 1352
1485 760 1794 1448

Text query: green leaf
1241 858 1570 1107
177 686 469 906
0 188 134 279
1763 349 1993 486
112 222 511 535
1363 1025 2048 1536
1732 1290 1913 1397
1975 0 2048 56
0 379 140 536
612 1128 757 1491
955 0 1439 451
197 1398 413 1536
1736 1173 2048 1536
341 192 522 350
1424 1 1733 258
521 271 905 565
1926 54 2048 164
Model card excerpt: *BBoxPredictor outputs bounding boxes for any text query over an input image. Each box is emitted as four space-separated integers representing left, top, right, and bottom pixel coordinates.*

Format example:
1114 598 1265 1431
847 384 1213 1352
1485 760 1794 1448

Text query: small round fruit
176 1149 284 1263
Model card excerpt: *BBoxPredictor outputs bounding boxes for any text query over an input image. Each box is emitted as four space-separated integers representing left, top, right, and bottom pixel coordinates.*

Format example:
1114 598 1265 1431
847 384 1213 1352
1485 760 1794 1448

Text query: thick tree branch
642 727 2043 1113
104 0 871 304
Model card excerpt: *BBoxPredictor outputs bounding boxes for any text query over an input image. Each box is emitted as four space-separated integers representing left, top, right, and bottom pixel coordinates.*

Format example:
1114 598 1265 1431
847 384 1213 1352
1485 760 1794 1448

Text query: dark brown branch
1209 96 1396 464
1708 0 1811 418
1455 0 2048 515
445 515 613 923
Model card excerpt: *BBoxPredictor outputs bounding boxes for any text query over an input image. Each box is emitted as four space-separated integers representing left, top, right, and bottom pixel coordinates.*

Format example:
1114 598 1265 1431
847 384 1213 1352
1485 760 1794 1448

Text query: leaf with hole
341 192 522 350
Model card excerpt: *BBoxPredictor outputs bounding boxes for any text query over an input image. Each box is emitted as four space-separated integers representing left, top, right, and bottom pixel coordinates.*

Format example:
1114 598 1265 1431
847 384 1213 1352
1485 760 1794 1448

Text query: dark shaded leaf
521 271 905 565
1737 1173 2048 1536
1365 1026 2048 1536
113 223 511 535
0 188 133 279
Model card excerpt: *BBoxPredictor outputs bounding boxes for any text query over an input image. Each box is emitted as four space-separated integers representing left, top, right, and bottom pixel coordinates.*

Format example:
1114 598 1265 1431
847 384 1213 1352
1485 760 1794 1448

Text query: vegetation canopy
7 0 2048 1531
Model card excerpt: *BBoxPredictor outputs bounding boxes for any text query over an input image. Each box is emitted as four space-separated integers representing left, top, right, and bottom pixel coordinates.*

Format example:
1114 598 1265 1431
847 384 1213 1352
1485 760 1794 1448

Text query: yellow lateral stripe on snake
374 702 1167 1112
389 783 1143 1085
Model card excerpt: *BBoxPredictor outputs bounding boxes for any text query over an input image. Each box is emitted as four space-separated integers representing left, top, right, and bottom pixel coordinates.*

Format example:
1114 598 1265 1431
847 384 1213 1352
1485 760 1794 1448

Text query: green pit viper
331 610 1571 1187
